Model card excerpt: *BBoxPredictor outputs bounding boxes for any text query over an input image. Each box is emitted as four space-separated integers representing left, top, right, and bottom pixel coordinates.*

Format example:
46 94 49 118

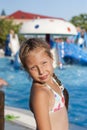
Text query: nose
38 66 44 75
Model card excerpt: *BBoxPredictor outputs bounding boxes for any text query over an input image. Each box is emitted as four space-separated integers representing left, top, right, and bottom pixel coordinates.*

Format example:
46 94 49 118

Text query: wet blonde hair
19 38 53 71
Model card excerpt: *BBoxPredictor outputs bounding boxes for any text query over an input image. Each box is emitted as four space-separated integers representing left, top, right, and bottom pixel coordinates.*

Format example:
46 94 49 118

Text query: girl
19 38 69 130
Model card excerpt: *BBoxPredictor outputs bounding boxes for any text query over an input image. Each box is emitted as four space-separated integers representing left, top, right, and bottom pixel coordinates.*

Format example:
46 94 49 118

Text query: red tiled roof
7 10 64 20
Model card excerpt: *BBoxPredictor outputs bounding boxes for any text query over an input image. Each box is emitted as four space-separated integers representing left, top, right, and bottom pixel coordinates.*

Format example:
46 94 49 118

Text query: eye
43 61 47 65
30 66 37 71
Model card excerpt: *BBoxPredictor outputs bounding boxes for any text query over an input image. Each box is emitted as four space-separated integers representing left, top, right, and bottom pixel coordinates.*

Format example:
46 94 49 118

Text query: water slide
53 41 87 66
13 41 87 69
63 42 87 65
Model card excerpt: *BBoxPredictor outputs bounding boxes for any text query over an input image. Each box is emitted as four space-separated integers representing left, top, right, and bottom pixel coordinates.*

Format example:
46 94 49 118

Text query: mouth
39 75 48 81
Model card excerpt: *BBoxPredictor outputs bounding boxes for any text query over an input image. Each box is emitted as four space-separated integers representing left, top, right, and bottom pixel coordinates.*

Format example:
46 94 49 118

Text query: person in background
74 26 81 44
8 29 20 56
5 29 20 57
84 29 87 48
5 32 12 56
55 37 64 69
19 38 69 130
77 29 85 48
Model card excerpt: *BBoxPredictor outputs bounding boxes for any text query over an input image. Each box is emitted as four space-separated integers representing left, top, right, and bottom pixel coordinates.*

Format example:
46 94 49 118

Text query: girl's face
25 48 53 84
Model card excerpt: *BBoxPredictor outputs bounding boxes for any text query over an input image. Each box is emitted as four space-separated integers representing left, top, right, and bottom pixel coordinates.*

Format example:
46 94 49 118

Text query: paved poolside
5 121 87 130
5 121 32 130
5 106 87 130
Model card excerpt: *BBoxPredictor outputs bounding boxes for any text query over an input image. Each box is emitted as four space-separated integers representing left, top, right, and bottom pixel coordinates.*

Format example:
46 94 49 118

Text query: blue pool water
0 57 87 128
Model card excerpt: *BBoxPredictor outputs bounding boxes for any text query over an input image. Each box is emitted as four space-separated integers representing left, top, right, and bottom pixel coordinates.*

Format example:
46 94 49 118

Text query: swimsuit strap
53 73 62 86
45 77 64 93
46 77 65 113
46 83 51 90
52 77 64 91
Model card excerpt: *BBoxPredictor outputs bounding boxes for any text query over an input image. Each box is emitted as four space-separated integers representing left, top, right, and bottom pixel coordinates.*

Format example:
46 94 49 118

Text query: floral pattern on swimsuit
51 88 65 112
46 79 65 113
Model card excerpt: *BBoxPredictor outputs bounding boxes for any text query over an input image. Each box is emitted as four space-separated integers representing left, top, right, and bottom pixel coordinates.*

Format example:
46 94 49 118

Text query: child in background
19 38 69 130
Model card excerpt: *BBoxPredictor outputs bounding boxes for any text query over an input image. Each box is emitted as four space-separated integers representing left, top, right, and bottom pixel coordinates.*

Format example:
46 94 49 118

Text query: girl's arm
31 88 51 130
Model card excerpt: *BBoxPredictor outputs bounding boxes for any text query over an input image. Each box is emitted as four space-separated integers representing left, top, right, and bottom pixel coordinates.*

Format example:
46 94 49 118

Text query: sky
0 0 87 20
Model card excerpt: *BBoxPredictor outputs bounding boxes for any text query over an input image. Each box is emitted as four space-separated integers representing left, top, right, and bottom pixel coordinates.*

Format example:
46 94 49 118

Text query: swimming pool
0 57 87 128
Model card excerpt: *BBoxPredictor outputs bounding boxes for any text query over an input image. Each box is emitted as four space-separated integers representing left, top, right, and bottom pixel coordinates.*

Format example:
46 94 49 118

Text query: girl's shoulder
32 83 49 97
31 83 49 103
30 83 50 112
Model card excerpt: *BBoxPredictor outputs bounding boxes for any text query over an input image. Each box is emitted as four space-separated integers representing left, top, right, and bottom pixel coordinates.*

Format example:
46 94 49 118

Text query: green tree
70 13 87 31
0 19 22 48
